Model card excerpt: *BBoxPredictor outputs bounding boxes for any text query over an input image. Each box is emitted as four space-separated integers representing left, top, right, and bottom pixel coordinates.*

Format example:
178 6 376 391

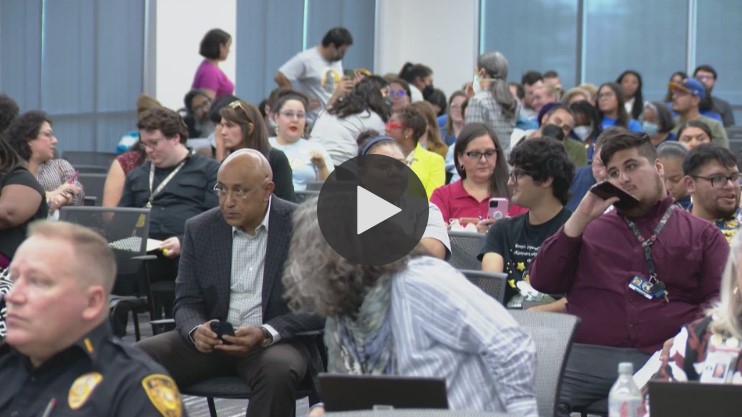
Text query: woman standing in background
192 29 234 99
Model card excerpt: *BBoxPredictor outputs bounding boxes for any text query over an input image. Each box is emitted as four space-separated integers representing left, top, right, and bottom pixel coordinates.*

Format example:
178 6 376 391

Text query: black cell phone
589 181 640 211
209 320 235 343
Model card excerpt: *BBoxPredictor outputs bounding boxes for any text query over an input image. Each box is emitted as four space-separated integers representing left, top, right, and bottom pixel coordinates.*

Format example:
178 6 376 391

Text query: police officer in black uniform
0 221 185 417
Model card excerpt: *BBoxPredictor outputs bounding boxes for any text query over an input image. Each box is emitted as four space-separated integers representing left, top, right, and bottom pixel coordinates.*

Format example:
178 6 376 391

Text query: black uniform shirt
0 322 185 417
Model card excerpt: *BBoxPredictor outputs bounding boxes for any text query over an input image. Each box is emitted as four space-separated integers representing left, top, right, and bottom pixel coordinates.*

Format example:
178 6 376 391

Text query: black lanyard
622 205 675 280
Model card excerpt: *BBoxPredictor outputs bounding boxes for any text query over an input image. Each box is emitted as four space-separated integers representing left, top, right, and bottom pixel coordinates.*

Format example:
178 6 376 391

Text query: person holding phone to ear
529 127 728 417
480 138 574 309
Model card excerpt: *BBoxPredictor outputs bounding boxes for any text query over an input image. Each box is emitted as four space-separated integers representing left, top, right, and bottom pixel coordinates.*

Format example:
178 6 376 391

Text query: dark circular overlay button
317 155 429 266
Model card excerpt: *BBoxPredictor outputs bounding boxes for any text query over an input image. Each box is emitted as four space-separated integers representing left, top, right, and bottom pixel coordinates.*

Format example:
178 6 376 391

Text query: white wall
153 0 236 110
375 0 479 97
149 0 478 107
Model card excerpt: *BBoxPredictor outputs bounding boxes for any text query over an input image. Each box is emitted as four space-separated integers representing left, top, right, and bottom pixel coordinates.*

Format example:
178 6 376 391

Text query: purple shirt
192 60 234 98
530 196 728 353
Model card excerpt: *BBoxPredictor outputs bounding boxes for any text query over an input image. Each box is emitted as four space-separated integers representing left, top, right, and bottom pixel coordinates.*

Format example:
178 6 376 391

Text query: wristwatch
259 326 273 348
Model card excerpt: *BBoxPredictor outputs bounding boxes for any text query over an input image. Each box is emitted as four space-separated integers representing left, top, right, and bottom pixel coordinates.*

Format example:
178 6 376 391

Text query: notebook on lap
319 373 448 412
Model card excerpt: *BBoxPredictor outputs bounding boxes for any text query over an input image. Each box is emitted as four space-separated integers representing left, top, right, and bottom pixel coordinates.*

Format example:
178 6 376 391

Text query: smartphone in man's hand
589 181 640 211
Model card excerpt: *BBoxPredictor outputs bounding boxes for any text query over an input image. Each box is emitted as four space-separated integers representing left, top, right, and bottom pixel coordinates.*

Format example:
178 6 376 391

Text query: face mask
472 74 483 94
642 121 659 136
573 126 592 141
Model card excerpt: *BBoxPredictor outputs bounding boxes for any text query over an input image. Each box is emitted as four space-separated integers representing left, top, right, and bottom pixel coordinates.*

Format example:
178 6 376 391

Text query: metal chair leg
207 396 217 417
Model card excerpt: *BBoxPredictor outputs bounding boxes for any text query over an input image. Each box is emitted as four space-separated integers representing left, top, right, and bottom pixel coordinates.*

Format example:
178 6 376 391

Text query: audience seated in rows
694 64 735 127
282 200 539 417
5 111 85 211
530 128 729 416
409 101 448 159
217 99 295 201
0 136 47 268
657 141 690 210
683 143 742 242
182 88 215 139
104 94 161 208
385 106 445 199
617 70 644 120
596 82 642 133
431 123 526 231
669 78 729 148
677 118 714 150
310 75 389 167
356 130 451 260
268 92 334 191
118 107 218 302
641 100 676 146
481 137 574 310
138 149 324 417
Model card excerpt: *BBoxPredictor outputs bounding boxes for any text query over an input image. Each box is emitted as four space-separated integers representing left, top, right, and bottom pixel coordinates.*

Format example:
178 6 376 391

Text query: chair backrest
59 206 150 275
295 190 319 204
62 151 117 168
459 270 507 305
508 310 580 417
78 173 107 205
447 231 485 270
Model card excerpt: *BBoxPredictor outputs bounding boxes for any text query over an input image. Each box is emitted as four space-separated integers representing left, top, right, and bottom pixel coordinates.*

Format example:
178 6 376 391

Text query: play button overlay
357 186 401 234
317 154 429 266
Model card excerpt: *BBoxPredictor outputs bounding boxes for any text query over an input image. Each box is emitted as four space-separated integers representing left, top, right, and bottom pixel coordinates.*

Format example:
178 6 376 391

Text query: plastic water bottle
608 362 644 417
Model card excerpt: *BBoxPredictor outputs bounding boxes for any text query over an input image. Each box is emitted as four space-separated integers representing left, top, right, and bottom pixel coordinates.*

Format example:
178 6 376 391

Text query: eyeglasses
691 173 742 189
141 140 161 150
214 184 251 200
279 111 306 120
508 169 532 181
464 150 497 161
696 74 714 81
388 89 407 97
385 122 404 131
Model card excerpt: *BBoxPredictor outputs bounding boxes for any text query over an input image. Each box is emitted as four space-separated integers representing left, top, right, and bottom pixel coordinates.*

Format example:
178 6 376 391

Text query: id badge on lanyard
700 334 742 383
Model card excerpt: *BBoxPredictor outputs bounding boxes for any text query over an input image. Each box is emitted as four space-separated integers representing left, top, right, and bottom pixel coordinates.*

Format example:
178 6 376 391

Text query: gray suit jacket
173 197 323 340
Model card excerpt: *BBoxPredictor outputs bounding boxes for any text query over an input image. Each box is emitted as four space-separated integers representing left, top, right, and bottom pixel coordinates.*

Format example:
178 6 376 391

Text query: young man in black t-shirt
479 137 575 309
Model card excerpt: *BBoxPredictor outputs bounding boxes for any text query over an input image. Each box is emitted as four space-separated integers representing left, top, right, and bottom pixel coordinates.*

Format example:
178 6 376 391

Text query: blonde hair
28 221 116 295
708 232 742 338
136 94 161 116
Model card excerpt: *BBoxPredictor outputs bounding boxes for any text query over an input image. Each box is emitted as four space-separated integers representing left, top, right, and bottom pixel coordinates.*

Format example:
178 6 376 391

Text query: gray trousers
137 330 308 417
557 343 651 417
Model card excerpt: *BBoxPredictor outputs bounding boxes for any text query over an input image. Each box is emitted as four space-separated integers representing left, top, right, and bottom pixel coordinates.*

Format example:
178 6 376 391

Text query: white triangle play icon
356 186 401 235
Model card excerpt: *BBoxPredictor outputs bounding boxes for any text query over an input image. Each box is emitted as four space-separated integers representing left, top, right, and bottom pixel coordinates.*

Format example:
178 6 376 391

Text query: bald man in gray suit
138 149 323 417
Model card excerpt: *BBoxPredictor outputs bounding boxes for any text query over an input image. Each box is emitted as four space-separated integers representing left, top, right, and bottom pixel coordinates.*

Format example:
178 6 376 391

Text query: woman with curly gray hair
465 51 519 153
283 199 538 416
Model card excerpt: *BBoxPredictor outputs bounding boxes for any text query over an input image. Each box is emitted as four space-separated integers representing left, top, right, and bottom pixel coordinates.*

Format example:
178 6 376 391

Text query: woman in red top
431 122 526 233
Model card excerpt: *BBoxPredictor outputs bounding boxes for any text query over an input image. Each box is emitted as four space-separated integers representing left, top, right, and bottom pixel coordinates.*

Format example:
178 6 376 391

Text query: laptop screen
649 381 742 417
319 373 448 412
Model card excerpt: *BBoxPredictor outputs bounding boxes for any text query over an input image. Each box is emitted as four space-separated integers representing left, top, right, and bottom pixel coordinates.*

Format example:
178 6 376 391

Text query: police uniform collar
71 321 112 361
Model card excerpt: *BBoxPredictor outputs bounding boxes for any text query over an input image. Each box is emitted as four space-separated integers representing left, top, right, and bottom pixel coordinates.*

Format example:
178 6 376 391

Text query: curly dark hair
682 143 737 177
283 198 408 317
137 107 188 143
508 137 576 205
5 110 52 161
329 75 389 122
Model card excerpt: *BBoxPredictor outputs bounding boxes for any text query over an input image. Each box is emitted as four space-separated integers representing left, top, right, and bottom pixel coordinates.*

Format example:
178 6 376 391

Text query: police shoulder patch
68 372 104 410
141 373 183 417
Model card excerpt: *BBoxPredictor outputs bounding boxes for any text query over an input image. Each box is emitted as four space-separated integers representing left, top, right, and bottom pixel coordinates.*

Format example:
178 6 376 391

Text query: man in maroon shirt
530 127 728 417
